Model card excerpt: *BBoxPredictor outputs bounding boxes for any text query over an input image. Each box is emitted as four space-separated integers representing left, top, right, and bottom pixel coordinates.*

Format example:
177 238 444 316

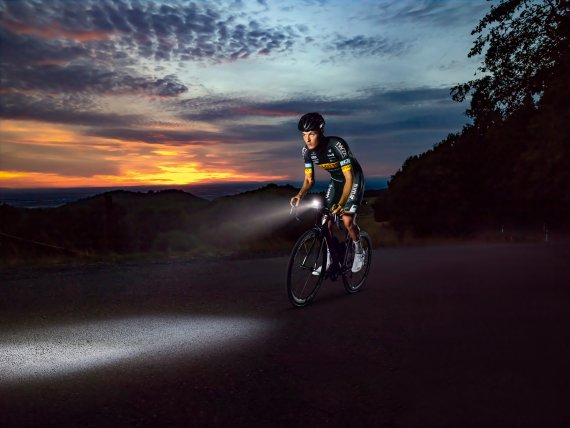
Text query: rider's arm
291 162 314 206
298 170 314 198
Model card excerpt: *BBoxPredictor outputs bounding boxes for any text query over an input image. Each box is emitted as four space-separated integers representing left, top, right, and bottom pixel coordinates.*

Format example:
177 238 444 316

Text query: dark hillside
0 185 302 261
1 183 387 263
1 189 211 256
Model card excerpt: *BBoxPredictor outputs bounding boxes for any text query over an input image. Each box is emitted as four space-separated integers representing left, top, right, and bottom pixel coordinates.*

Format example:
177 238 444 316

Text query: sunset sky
0 0 491 189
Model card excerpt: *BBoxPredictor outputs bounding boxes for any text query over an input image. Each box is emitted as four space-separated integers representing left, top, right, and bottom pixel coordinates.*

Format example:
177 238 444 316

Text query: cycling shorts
325 174 365 214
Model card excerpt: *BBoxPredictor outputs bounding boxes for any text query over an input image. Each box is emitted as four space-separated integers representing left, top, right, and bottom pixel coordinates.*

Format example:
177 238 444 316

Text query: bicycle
286 198 372 307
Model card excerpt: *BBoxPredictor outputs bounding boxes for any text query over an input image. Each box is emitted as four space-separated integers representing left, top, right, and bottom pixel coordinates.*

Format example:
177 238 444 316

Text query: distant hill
0 183 388 262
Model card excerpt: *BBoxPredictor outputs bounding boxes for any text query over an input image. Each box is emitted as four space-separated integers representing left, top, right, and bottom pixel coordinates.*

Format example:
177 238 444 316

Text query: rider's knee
344 216 360 232
343 215 355 228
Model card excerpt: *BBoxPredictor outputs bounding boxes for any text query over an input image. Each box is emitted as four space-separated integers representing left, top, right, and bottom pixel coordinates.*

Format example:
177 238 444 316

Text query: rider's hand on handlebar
331 204 345 216
290 194 302 208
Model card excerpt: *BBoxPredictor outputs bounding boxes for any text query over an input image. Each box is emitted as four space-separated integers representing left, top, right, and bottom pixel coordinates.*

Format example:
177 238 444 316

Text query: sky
0 0 492 188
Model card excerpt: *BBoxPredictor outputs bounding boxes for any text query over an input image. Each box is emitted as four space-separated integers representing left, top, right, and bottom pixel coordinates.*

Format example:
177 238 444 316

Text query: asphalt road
1 241 569 427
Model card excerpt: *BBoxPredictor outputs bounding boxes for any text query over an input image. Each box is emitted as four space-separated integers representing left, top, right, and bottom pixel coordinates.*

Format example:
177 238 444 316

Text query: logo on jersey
335 141 347 157
349 183 359 199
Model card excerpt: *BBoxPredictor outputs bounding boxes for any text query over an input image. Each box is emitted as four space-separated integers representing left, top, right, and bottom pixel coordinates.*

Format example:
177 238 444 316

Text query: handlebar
289 202 342 228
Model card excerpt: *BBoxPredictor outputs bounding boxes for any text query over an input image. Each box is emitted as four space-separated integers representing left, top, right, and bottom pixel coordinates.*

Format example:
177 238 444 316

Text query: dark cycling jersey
302 136 365 213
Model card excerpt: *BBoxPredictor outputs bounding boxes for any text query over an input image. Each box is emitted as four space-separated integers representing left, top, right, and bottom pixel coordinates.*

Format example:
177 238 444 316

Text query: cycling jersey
302 136 365 213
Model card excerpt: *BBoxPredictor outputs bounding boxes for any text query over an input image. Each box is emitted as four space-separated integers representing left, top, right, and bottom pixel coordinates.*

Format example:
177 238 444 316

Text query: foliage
375 0 570 236
451 0 569 121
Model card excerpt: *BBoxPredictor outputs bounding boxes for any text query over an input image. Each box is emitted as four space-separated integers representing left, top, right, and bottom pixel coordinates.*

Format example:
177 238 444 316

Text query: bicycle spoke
300 239 318 270
287 230 325 306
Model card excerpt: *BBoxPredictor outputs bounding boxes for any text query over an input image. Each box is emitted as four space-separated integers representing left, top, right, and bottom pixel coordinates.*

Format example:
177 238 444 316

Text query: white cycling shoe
351 251 365 272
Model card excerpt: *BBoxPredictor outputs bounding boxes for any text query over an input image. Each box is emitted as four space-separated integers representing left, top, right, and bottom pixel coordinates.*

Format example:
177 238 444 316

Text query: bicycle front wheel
343 231 372 293
286 229 327 307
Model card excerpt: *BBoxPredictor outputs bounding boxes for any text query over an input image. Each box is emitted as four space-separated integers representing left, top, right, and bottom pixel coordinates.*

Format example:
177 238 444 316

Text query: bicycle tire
286 229 327 307
342 231 372 293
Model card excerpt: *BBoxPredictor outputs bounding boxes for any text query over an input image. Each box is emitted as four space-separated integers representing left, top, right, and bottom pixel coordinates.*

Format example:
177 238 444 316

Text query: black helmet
298 112 325 132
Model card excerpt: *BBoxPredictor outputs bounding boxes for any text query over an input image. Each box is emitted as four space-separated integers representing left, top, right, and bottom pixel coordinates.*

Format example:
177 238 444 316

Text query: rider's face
302 131 320 149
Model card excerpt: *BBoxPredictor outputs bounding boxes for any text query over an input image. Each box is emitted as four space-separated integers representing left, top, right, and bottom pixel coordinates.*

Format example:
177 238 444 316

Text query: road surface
1 242 569 427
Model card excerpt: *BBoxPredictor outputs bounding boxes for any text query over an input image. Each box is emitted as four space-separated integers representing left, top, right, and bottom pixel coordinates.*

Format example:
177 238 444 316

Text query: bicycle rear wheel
286 229 327 307
343 232 372 293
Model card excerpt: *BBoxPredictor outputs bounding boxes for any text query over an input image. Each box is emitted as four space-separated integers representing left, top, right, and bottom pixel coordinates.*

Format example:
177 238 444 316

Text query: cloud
165 87 469 166
0 92 142 127
0 0 483 184
0 0 301 131
1 142 121 177
0 0 299 64
369 0 489 27
83 128 226 146
1 60 188 97
329 35 409 58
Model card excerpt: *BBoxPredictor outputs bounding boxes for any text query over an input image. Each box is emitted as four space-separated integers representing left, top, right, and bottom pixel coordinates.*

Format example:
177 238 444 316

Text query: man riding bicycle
290 112 365 273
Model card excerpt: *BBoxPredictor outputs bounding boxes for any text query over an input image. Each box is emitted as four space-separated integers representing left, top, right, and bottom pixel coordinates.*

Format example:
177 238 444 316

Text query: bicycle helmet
298 112 325 132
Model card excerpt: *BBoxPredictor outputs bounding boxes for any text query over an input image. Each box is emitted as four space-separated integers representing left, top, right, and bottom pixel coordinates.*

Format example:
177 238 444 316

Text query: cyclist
290 112 366 272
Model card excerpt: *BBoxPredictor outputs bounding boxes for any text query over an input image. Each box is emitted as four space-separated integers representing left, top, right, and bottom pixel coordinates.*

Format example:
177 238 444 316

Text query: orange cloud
1 19 112 42
0 120 287 188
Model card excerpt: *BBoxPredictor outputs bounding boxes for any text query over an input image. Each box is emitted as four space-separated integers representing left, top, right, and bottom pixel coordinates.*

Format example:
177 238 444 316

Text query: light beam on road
0 315 270 384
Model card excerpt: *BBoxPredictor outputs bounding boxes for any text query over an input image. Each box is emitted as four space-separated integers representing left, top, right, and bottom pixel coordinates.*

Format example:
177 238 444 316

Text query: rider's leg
342 213 360 242
343 214 365 272
323 180 339 270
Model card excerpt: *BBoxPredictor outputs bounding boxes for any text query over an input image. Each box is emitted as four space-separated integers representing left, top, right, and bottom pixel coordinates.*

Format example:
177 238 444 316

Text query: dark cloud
83 128 229 146
167 87 468 170
330 35 409 58
176 87 455 124
0 0 300 126
218 93 467 178
0 0 299 63
1 58 188 97
0 92 142 127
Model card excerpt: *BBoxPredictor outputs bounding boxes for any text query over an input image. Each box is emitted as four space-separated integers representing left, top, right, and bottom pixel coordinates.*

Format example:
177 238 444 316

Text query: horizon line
0 176 391 191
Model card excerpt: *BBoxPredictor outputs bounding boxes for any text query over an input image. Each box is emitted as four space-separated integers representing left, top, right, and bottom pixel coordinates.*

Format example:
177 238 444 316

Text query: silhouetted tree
451 0 569 120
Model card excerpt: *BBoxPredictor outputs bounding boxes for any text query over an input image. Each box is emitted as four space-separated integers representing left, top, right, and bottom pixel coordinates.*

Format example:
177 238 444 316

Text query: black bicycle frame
291 204 349 276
